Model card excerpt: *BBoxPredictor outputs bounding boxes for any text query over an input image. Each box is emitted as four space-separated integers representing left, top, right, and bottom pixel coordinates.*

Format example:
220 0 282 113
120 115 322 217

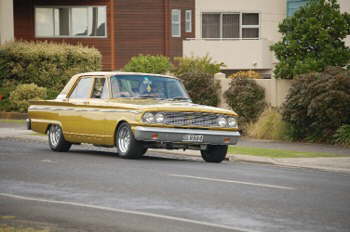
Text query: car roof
78 71 180 80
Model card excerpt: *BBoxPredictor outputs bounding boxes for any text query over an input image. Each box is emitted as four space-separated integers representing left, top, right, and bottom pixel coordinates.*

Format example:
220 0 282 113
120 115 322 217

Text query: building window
202 12 259 39
171 9 181 37
287 0 309 16
242 13 259 39
185 10 192 33
35 6 107 38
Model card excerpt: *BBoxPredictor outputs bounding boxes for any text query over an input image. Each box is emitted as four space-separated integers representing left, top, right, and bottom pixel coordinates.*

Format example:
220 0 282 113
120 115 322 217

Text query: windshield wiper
168 97 191 101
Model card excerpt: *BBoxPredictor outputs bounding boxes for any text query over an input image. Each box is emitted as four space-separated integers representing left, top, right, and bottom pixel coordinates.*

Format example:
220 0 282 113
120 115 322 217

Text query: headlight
217 117 227 127
227 117 238 128
155 113 165 123
143 112 154 123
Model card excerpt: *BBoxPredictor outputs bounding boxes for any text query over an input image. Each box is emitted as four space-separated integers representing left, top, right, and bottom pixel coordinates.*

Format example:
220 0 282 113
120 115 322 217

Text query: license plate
182 134 203 142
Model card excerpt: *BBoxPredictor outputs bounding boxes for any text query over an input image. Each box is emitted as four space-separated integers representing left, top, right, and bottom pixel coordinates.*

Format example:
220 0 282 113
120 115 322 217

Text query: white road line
0 193 256 232
170 174 295 190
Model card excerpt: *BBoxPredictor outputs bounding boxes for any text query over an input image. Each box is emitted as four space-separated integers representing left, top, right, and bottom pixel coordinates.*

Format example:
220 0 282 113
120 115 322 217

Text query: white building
183 0 350 77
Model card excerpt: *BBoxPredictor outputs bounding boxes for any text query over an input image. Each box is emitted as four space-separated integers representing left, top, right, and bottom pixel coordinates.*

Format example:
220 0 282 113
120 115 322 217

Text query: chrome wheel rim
118 126 131 153
49 125 61 147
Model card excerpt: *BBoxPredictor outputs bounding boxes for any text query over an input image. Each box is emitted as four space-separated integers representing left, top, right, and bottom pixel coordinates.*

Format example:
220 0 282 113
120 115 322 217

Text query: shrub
333 125 350 146
173 55 224 76
247 107 289 140
123 55 172 74
224 78 266 129
178 72 220 106
229 70 262 79
9 83 47 113
0 41 102 91
282 67 350 142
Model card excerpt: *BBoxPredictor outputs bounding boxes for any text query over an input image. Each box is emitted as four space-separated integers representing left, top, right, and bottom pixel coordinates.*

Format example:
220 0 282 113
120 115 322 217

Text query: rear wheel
48 124 71 152
200 145 228 163
116 122 147 159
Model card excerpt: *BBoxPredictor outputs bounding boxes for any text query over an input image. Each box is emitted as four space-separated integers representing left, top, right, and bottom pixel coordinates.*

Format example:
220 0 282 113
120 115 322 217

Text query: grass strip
228 146 344 158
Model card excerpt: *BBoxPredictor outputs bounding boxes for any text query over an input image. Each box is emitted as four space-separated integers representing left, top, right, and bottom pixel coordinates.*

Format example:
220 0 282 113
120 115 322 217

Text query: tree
271 0 350 79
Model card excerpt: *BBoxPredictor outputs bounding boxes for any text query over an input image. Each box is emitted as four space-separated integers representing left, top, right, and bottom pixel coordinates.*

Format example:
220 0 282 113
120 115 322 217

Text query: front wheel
200 145 228 163
116 122 147 159
48 124 71 152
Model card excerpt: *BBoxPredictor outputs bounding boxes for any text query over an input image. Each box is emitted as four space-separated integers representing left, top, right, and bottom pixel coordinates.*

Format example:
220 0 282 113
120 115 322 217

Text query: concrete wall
214 73 293 109
184 39 273 70
0 0 14 44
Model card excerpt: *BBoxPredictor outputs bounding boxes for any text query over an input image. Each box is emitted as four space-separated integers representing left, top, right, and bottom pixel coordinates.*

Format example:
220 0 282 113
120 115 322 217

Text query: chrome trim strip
134 126 240 136
29 106 140 114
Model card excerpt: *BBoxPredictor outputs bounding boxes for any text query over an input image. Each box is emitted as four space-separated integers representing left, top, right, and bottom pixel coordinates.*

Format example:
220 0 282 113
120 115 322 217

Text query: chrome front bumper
133 126 240 145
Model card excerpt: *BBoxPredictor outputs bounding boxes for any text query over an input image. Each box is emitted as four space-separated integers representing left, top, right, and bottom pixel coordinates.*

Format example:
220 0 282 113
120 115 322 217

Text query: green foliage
46 89 60 100
178 72 220 106
123 55 172 74
271 0 350 79
333 124 350 146
173 55 224 76
247 107 289 140
0 41 102 91
0 86 14 112
0 98 12 112
9 83 47 113
282 67 350 142
224 78 266 130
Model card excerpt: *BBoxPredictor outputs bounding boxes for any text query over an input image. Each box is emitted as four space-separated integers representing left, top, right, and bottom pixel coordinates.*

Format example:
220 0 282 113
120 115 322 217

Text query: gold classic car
28 72 240 163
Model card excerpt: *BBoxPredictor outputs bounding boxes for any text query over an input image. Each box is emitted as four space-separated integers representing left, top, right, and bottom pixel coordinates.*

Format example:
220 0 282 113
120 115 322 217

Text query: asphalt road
0 138 350 232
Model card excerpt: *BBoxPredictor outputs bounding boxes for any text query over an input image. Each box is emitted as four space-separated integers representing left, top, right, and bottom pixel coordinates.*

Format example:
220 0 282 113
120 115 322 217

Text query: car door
62 76 94 141
63 76 110 144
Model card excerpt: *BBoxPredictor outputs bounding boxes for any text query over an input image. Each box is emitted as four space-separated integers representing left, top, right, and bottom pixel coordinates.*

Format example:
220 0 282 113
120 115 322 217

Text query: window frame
241 13 260 40
68 76 95 99
185 10 192 33
34 5 108 38
201 12 260 40
171 9 181 38
68 76 109 99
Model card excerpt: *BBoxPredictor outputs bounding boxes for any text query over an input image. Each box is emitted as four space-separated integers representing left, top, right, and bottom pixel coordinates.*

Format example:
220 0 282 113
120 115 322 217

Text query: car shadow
64 148 200 163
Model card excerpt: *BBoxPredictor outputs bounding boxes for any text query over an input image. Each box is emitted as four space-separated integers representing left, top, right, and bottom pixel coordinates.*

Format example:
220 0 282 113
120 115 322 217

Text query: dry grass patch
247 107 289 140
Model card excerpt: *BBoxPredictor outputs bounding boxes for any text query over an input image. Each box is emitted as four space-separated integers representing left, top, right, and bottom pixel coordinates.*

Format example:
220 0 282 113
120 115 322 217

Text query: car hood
104 98 238 116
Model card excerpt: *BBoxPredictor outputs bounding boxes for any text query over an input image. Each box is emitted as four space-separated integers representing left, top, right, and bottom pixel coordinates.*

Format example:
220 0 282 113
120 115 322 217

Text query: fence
214 73 293 109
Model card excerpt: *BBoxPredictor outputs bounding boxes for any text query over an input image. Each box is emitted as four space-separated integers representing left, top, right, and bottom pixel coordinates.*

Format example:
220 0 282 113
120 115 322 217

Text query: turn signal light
224 137 231 143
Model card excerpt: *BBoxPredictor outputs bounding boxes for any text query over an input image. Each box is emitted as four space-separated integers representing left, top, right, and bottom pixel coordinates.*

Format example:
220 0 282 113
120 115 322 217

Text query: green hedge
10 83 47 113
123 54 172 74
0 41 102 91
173 55 224 76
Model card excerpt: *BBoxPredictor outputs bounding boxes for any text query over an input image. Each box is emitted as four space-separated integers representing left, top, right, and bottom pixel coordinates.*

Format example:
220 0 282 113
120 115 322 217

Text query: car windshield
110 75 190 100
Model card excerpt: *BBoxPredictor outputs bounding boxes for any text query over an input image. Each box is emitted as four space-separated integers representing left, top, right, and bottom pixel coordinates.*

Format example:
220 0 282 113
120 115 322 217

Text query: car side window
92 78 108 99
70 77 94 99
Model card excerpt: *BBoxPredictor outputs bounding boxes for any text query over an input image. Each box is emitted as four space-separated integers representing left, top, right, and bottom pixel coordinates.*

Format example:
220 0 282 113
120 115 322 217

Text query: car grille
162 112 221 128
